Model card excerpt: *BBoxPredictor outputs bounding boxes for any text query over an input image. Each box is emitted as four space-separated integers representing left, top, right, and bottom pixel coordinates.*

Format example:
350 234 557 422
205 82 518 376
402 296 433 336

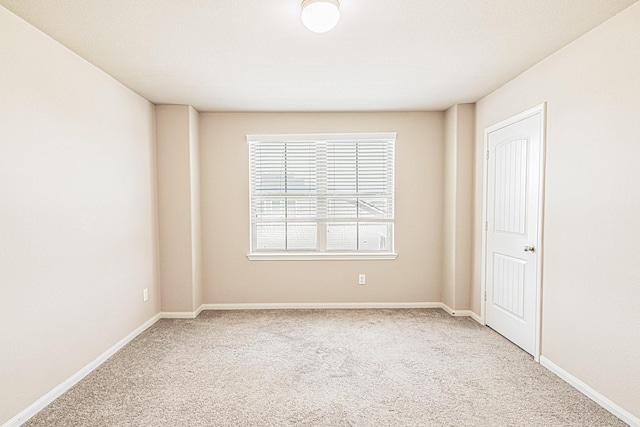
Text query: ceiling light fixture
301 0 340 33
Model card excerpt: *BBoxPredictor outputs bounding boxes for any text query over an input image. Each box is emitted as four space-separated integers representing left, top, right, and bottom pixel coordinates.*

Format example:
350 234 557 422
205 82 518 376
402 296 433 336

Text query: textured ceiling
1 0 636 112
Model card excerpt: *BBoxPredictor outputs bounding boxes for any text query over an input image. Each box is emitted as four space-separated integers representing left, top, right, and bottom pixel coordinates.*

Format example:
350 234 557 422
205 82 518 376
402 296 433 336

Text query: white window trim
246 252 398 261
246 132 397 260
247 133 397 144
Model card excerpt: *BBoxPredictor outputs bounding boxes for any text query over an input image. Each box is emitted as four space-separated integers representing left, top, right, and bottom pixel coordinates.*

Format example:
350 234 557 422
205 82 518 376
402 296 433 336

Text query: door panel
493 253 526 319
494 139 528 236
485 111 542 356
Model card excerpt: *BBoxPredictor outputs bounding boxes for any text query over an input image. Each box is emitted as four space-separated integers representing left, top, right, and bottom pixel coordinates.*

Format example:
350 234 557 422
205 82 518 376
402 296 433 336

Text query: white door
484 108 544 357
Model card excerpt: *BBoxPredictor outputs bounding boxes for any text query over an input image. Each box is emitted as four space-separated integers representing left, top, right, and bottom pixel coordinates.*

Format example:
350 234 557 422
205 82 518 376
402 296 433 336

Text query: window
247 133 396 260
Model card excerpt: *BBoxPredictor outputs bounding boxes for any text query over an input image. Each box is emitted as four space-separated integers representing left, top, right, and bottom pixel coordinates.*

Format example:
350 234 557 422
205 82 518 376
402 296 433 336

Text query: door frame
480 103 547 362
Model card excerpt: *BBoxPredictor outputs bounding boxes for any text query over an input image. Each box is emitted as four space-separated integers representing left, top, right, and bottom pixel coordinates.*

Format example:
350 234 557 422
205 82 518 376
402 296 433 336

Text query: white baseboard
469 311 483 324
3 313 161 427
439 304 482 323
201 302 442 310
540 356 640 427
451 309 474 317
160 305 203 319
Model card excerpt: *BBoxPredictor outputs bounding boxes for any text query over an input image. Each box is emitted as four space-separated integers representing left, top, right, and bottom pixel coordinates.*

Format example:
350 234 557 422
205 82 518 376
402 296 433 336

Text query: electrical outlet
358 274 366 285
143 288 148 302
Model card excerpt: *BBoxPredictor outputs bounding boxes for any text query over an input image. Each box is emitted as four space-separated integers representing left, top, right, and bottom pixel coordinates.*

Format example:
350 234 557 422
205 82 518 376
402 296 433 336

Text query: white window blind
247 133 395 257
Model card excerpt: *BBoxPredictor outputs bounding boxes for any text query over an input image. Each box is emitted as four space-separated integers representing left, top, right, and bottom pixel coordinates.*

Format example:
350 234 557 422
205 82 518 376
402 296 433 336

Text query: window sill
246 252 398 261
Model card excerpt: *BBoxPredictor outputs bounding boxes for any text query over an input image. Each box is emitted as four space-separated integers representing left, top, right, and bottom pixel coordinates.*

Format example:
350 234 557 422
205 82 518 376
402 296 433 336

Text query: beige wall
200 112 444 304
156 105 202 313
443 109 457 308
473 2 640 418
454 105 474 310
189 108 203 311
0 7 159 425
442 104 474 311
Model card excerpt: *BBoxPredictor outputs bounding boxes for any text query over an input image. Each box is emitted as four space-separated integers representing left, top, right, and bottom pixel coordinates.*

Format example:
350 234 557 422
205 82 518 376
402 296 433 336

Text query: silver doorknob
524 246 535 253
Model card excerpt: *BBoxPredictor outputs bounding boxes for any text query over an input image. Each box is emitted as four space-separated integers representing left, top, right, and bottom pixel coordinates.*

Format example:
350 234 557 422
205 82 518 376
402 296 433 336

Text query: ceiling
1 0 636 112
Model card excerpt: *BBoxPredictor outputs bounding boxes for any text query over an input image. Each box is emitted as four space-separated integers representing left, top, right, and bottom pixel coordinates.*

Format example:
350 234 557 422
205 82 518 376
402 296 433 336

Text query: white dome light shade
301 0 340 33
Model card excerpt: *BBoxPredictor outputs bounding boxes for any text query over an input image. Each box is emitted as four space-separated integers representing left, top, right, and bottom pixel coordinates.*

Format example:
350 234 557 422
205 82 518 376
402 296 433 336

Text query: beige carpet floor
24 309 625 426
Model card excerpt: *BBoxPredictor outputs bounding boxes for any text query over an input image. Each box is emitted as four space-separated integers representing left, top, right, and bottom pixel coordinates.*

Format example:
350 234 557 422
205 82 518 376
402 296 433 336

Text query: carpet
24 309 626 426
